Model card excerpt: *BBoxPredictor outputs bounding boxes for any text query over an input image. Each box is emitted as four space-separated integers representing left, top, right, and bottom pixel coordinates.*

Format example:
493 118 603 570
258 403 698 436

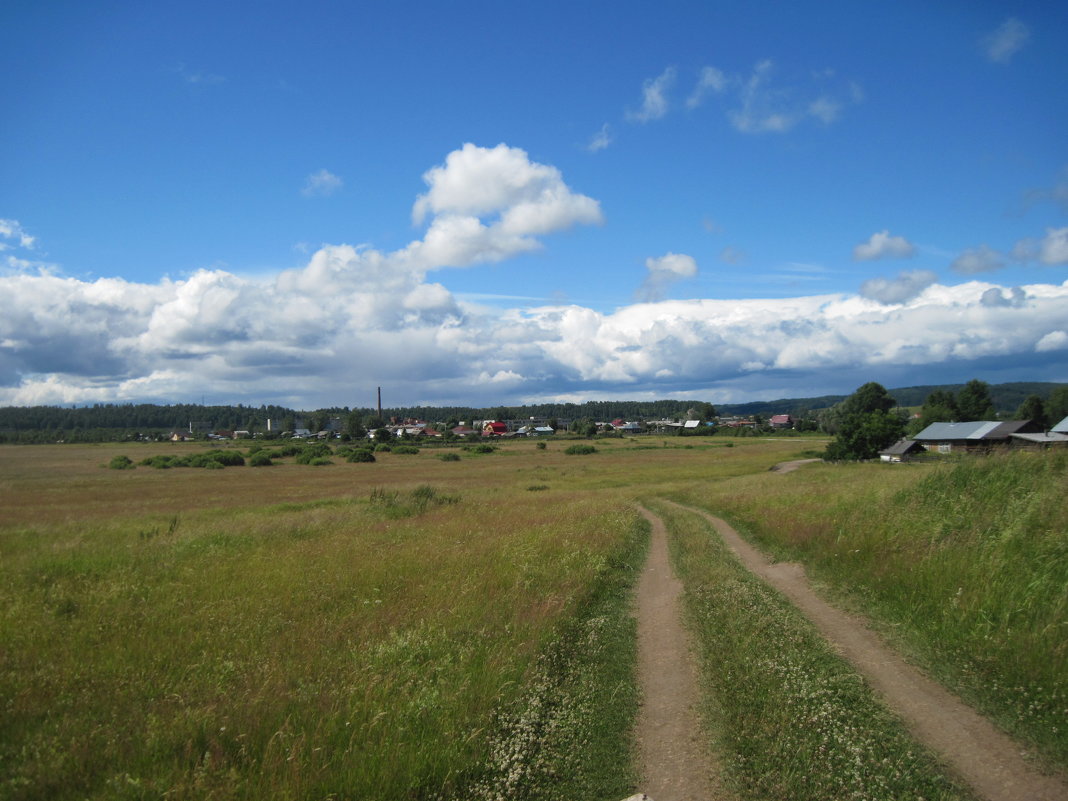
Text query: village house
482 421 508 437
769 414 794 429
912 420 1050 453
879 439 925 462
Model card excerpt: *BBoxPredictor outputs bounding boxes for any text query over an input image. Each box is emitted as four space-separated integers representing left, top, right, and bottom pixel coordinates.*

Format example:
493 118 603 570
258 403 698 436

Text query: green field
1 438 1064 800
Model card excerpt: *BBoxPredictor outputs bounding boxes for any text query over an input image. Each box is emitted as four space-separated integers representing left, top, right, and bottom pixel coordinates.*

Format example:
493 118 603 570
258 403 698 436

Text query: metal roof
1011 432 1068 444
1053 415 1068 434
880 439 922 455
913 421 1003 440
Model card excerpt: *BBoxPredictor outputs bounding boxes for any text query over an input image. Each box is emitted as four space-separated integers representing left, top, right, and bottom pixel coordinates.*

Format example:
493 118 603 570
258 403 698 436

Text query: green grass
0 441 653 800
5 437 1060 799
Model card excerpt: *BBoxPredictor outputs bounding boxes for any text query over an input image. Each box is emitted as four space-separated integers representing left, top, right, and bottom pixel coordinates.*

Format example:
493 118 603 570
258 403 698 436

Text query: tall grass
673 450 1068 768
0 442 648 800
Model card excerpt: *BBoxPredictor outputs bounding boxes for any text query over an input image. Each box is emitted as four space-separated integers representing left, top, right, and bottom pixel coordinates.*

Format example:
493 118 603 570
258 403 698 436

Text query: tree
1014 395 1047 427
908 389 960 435
841 382 897 416
956 379 996 421
824 382 905 461
1046 387 1068 424
345 412 366 441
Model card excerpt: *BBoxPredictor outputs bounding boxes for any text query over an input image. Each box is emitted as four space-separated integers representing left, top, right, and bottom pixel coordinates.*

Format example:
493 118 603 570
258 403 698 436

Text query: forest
0 381 1064 443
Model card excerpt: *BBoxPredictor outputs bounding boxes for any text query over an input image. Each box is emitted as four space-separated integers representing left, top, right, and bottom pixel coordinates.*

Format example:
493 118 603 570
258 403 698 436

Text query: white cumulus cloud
637 252 698 301
3 145 1068 409
406 143 602 270
853 230 916 261
1036 330 1068 352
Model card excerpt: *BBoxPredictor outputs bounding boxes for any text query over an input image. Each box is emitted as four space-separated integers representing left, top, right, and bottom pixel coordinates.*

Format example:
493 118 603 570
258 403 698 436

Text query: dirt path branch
634 507 729 801
664 500 1067 801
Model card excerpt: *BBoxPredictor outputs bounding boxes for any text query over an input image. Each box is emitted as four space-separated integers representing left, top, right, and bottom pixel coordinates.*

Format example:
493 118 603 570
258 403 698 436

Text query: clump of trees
824 382 905 461
138 450 246 469
908 379 1067 434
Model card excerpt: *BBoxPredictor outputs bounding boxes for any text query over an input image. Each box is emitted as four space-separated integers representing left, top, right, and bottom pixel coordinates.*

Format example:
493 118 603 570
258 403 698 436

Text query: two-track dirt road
633 473 1066 801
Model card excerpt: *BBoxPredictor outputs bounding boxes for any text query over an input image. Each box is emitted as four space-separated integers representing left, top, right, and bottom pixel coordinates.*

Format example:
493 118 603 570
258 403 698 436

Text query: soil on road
649 497 1068 801
633 507 732 801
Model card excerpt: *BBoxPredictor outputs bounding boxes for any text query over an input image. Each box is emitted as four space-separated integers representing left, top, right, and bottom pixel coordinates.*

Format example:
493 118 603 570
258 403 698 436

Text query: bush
295 443 333 465
374 444 393 453
211 450 245 467
140 454 187 469
307 457 333 466
565 444 597 455
536 442 547 450
346 450 376 463
108 455 135 470
468 443 496 454
249 451 273 467
391 445 420 455
186 450 245 468
438 452 461 462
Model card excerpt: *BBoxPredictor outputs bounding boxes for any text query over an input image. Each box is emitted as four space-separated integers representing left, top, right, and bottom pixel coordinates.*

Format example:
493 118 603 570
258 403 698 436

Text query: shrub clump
139 450 245 469
391 445 420 455
249 451 273 467
369 485 460 518
438 452 461 462
346 449 376 463
565 444 597 455
108 455 135 470
295 443 333 464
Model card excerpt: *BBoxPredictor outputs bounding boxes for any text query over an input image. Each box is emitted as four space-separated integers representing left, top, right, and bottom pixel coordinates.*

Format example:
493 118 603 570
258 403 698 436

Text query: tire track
661 500 1067 801
633 507 732 801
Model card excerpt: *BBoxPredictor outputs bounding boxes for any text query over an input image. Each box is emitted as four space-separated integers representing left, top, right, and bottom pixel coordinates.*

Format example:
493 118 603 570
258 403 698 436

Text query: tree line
825 380 1068 461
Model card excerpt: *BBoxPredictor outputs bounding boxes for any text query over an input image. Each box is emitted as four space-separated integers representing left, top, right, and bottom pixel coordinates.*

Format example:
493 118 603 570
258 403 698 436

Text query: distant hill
885 382 1064 412
684 382 1067 419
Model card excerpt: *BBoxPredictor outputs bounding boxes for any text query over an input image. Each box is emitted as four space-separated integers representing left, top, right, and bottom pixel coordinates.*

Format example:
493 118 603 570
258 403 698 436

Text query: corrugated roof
1011 432 1068 444
880 439 921 455
1053 415 1068 434
914 421 1002 440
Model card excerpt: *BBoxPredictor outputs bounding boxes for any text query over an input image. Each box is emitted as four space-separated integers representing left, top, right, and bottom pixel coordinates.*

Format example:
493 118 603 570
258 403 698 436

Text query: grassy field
1 437 1063 800
0 437 796 801
665 450 1068 770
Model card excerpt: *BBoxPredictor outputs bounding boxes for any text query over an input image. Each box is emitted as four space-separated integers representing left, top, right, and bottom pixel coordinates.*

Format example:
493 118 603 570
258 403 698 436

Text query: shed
879 439 924 462
913 419 1042 453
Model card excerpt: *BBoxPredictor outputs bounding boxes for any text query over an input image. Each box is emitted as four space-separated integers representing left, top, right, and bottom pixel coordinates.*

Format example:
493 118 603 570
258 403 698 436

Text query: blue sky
2 1 1066 409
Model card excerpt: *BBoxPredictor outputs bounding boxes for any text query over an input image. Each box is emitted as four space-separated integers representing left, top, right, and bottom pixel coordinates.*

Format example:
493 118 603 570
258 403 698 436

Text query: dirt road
633 507 731 801
656 499 1068 801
